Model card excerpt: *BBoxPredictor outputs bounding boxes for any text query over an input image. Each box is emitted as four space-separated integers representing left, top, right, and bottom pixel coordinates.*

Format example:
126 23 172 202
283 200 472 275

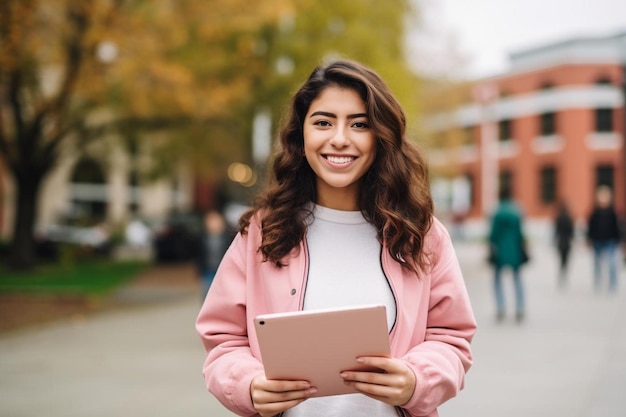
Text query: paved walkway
0 240 624 417
440 240 626 417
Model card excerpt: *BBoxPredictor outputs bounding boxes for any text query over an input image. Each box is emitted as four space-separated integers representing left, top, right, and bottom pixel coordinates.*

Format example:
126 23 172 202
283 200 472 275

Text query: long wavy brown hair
239 59 433 273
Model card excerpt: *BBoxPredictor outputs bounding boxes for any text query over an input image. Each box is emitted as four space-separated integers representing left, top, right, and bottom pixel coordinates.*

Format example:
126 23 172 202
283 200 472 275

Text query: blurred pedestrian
196 210 231 301
196 59 476 417
488 187 528 323
554 202 575 287
586 186 621 292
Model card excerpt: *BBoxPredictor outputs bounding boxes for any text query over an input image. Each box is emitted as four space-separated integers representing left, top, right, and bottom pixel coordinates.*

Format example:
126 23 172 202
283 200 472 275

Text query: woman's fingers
251 375 317 416
340 356 416 406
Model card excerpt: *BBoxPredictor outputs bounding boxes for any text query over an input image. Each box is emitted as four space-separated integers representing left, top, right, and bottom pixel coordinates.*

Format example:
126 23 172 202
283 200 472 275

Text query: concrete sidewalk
0 240 624 417
440 240 626 417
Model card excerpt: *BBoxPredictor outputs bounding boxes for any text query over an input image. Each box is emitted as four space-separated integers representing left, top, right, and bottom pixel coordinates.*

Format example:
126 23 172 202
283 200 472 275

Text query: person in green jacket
488 187 528 323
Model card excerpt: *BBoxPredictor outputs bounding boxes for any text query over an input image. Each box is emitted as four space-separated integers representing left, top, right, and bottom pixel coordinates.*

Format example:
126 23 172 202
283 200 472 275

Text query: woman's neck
316 192 359 211
315 181 361 211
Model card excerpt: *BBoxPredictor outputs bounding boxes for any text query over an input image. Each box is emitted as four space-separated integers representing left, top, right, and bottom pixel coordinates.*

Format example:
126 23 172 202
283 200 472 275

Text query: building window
595 108 613 132
540 81 554 90
450 174 473 216
596 165 614 189
463 126 474 146
72 158 106 184
540 166 557 204
465 173 475 210
126 138 141 214
540 112 556 136
70 157 107 222
499 119 512 141
499 170 513 197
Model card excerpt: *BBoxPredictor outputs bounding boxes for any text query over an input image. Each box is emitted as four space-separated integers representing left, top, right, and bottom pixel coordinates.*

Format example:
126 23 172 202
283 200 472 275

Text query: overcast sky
412 0 626 79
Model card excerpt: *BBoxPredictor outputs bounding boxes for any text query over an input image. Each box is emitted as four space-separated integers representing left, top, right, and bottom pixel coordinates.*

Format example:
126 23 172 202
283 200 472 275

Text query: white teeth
326 155 355 164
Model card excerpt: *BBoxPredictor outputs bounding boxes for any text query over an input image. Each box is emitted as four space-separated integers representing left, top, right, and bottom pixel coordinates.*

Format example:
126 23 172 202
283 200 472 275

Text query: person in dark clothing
196 210 232 300
554 202 575 287
488 188 528 323
587 186 621 292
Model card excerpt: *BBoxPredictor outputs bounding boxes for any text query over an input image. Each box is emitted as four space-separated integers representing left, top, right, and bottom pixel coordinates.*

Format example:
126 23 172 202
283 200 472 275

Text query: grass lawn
0 260 149 296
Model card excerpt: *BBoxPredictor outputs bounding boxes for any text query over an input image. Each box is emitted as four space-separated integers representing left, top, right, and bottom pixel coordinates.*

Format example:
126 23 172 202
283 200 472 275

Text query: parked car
152 212 202 263
44 224 110 248
38 223 112 257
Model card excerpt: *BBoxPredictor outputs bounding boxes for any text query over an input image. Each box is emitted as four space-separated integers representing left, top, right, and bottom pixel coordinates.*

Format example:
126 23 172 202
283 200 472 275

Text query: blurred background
1 0 626 416
2 0 626 269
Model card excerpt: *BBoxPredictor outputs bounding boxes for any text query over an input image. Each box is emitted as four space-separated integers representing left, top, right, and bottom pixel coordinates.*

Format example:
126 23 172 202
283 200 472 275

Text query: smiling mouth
324 155 356 164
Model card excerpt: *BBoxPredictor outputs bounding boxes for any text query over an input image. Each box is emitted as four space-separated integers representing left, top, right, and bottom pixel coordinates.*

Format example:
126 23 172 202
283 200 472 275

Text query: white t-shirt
303 205 397 328
284 204 398 417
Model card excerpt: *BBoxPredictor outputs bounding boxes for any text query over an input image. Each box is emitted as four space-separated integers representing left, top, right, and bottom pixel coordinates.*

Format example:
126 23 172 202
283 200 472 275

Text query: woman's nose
329 127 349 147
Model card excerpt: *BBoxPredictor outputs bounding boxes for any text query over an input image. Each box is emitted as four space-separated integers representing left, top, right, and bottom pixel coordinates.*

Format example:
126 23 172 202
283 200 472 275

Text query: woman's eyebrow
309 111 336 118
309 111 368 119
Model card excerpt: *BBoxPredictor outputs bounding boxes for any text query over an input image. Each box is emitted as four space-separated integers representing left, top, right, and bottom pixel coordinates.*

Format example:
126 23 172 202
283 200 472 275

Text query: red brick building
429 31 626 232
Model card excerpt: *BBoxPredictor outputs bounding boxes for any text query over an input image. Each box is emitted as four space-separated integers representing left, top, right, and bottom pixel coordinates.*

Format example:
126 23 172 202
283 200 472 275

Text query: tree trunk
8 172 42 270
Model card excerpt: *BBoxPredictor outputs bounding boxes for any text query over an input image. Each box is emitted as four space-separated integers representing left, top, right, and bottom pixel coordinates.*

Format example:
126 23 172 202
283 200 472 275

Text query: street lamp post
615 55 626 258
473 83 500 216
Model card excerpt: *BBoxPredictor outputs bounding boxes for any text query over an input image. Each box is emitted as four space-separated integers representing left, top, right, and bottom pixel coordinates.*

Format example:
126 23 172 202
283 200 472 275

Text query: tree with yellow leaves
0 0 421 269
0 0 290 269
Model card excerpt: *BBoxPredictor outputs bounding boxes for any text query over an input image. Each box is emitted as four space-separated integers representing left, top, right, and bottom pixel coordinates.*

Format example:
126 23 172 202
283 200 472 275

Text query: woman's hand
340 357 416 407
250 374 317 417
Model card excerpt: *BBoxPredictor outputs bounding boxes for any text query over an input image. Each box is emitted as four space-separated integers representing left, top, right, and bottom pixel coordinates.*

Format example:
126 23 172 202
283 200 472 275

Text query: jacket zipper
297 239 310 310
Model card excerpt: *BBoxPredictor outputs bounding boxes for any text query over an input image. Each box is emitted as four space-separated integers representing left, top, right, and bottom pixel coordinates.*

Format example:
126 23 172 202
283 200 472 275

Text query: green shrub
0 260 148 296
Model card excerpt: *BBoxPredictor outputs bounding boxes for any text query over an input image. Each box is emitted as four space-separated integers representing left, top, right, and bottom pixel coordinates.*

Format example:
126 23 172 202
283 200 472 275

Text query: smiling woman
303 87 377 210
196 60 476 417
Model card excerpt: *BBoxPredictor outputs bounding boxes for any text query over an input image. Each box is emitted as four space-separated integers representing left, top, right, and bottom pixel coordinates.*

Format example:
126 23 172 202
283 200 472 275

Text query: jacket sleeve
195 232 264 417
402 225 476 416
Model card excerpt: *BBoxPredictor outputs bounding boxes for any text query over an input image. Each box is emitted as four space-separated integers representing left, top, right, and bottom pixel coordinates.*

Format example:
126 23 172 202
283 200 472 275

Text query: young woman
587 185 622 292
196 59 476 417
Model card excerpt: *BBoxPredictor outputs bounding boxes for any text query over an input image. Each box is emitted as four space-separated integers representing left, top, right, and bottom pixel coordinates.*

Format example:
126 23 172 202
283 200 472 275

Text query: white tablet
254 304 391 397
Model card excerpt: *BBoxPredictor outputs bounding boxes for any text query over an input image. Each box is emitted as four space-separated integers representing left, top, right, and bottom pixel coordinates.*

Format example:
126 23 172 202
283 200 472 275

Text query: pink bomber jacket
195 216 476 417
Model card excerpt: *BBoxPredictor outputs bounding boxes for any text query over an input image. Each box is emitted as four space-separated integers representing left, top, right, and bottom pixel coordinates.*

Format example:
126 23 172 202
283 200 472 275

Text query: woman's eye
352 121 369 129
314 120 331 127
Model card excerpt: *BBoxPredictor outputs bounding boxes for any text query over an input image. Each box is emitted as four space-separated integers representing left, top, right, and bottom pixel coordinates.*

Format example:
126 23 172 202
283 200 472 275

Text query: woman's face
303 86 376 210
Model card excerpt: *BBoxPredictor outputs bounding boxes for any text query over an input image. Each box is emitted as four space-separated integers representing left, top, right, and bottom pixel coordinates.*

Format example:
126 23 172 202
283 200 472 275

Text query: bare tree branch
33 1 92 132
